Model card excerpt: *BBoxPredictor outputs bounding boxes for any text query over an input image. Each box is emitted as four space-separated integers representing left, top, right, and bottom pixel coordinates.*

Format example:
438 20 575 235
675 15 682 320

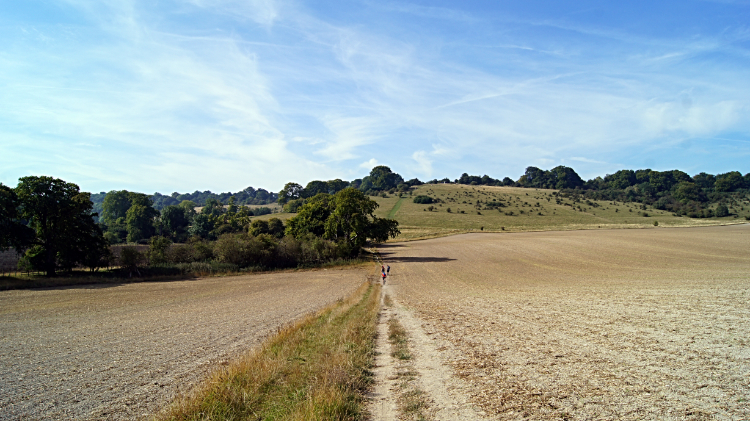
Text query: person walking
382 272 387 284
386 265 390 275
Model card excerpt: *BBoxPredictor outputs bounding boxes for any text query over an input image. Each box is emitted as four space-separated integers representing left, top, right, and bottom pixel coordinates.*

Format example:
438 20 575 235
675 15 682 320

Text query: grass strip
387 197 405 219
157 281 381 421
386 311 431 420
388 314 411 361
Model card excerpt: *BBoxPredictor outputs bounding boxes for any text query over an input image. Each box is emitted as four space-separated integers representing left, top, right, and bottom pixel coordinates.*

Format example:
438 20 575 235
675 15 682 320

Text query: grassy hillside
250 184 748 242
370 184 748 241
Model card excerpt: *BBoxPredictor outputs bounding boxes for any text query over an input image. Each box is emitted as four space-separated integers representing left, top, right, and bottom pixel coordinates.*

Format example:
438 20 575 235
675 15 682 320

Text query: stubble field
382 225 750 420
0 268 364 420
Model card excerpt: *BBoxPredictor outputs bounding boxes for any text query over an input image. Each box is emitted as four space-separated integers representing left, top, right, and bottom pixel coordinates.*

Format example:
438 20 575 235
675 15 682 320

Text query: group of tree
1 174 400 277
418 166 749 219
1 177 110 276
100 191 274 244
90 186 277 215
574 168 750 218
278 166 424 212
118 187 400 275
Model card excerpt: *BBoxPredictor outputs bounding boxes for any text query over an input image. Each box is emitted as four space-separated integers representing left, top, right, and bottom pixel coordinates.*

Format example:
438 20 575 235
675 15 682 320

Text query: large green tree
15 176 108 276
0 183 33 252
126 203 159 243
278 182 304 205
359 166 404 192
286 188 399 254
101 190 159 243
159 205 191 241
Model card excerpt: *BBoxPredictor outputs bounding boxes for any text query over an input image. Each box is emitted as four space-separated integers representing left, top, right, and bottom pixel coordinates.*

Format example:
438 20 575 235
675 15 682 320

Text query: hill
368 184 749 241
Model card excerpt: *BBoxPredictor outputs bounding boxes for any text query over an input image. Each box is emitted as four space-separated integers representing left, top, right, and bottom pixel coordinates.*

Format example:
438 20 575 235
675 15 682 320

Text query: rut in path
368 276 487 421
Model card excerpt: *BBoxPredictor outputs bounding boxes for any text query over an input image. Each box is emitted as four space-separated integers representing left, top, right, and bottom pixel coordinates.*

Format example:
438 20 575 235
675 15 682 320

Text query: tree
278 182 304 205
267 217 285 238
518 166 547 188
249 219 270 236
189 213 215 239
549 166 583 189
15 176 108 276
201 198 224 218
673 182 706 203
286 188 400 255
283 198 305 213
715 171 745 192
304 180 329 197
693 172 716 190
324 188 379 250
327 179 349 194
0 183 33 252
359 166 404 192
101 190 159 243
160 205 190 241
101 190 132 225
126 203 159 243
285 193 333 238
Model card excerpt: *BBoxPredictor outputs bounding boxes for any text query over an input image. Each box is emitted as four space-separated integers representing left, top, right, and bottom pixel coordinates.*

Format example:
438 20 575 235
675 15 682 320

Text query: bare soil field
0 268 365 420
379 225 750 420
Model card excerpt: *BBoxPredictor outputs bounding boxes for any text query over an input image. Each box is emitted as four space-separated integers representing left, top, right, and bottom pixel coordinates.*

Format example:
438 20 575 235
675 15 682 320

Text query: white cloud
359 158 379 170
411 151 432 177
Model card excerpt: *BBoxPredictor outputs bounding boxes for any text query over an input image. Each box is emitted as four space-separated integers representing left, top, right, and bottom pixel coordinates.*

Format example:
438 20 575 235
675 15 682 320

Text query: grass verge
385 300 431 420
156 280 381 421
387 197 405 219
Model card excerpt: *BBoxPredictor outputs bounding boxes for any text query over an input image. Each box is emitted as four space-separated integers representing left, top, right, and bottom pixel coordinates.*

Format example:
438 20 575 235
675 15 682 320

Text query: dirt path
370 276 487 420
374 225 750 420
0 268 365 420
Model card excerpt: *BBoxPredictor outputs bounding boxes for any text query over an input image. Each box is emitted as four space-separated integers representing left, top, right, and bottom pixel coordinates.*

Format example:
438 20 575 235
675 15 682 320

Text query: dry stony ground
380 225 750 420
0 268 365 420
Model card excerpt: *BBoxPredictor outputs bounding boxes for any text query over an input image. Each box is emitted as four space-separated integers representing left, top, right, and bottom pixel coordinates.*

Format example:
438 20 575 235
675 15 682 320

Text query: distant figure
386 265 390 275
381 265 385 273
382 272 387 284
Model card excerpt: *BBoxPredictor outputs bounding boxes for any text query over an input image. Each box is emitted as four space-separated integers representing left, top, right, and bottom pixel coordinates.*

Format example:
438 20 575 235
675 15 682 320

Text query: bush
252 207 273 216
715 204 729 217
148 236 172 265
168 244 198 263
120 246 144 276
413 195 434 204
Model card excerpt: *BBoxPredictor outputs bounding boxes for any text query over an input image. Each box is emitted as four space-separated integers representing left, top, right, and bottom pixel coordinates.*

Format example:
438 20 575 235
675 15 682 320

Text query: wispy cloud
2 1 749 192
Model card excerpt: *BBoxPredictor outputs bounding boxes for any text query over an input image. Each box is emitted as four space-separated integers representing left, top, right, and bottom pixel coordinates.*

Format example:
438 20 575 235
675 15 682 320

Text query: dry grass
387 314 431 420
156 280 381 421
371 185 748 241
388 316 411 361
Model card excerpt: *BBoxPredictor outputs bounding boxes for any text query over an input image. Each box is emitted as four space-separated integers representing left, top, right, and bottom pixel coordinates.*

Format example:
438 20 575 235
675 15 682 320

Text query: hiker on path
382 272 387 284
386 265 390 275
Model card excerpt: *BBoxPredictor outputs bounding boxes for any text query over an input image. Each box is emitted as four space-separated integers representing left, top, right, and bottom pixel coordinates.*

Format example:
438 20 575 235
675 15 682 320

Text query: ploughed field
384 225 750 420
0 269 364 420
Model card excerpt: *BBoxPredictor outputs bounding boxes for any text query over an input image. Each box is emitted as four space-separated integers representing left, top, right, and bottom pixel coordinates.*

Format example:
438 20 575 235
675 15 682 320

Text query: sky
1 0 749 194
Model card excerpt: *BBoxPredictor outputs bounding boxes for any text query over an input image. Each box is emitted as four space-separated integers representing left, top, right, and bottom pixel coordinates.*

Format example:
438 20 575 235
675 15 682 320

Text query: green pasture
371 184 748 241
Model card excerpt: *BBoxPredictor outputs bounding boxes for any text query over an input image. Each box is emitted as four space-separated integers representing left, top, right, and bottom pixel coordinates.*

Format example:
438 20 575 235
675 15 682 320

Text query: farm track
0 268 364 420
376 225 750 420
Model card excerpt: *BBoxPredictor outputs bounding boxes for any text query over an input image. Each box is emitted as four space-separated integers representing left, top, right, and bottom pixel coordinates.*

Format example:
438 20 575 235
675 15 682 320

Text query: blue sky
1 0 749 194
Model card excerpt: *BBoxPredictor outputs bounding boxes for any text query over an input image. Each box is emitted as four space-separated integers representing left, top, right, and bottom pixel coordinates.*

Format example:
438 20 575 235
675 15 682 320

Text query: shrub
148 236 172 265
120 246 144 276
413 195 434 204
715 204 729 217
168 244 198 263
